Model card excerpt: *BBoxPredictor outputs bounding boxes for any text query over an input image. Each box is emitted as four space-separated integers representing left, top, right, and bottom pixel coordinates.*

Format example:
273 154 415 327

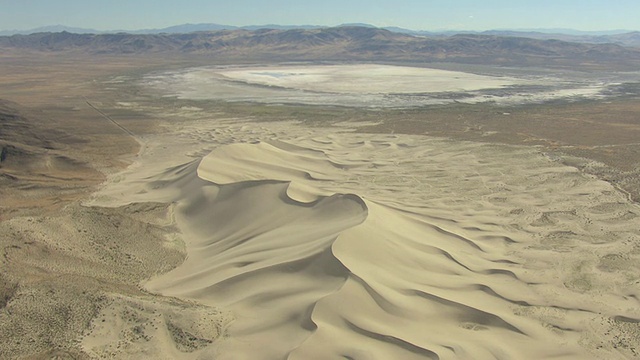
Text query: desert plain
1 46 640 360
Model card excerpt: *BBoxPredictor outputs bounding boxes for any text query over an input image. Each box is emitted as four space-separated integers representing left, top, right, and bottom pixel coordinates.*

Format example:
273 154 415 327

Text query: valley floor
1 55 639 359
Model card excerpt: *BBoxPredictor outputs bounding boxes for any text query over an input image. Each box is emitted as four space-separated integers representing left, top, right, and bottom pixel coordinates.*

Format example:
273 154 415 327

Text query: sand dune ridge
86 121 640 359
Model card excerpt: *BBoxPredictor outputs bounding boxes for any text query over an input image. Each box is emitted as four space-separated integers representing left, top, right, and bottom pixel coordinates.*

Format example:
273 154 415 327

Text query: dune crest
88 119 640 359
197 141 342 202
145 143 368 358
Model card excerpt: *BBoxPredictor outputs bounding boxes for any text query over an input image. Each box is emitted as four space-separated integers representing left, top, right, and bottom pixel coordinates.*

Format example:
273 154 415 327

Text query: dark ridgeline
1 26 639 69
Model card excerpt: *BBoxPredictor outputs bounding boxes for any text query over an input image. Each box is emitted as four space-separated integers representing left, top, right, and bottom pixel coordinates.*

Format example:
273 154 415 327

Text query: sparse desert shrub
0 275 18 309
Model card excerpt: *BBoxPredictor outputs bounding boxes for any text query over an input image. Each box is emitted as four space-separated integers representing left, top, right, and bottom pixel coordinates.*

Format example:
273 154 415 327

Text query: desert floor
1 55 640 359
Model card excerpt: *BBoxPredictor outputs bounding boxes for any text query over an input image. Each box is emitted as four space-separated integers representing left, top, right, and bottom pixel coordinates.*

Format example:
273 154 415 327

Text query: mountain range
2 23 640 48
2 26 639 70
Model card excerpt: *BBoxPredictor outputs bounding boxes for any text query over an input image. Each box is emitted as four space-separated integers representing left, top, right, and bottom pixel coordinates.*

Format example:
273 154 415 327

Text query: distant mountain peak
1 23 639 47
2 26 639 71
337 23 377 28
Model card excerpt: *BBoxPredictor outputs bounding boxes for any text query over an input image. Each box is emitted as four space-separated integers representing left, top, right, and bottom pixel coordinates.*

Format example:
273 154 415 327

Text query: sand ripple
91 122 640 359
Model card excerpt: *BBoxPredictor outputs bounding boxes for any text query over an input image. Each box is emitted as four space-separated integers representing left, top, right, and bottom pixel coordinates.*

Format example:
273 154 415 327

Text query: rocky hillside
2 26 639 68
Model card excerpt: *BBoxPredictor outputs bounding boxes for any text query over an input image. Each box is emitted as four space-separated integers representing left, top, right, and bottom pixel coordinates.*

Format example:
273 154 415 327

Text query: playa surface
144 63 636 107
1 58 640 359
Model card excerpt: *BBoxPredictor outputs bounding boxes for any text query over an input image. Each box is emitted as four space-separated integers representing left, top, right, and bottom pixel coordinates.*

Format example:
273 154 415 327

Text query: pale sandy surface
217 64 515 94
144 64 624 107
86 113 640 359
2 58 640 359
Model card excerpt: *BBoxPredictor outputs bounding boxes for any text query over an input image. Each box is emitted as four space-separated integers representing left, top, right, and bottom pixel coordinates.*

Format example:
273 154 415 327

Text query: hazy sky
1 0 638 32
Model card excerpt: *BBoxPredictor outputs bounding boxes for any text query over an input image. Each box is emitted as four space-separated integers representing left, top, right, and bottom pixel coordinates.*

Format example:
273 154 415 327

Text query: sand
85 115 640 359
216 64 516 94
144 64 625 107
2 58 640 359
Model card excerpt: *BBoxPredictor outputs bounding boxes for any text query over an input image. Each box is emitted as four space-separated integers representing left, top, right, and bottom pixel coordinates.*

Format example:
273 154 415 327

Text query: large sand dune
86 117 640 359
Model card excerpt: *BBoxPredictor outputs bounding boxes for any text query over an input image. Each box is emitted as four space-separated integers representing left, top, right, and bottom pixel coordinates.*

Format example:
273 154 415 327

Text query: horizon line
1 23 637 35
